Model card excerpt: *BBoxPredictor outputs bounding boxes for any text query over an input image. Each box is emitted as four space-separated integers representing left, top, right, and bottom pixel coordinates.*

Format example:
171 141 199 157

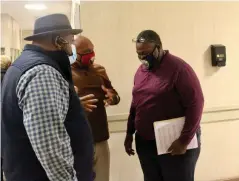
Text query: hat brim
24 29 83 41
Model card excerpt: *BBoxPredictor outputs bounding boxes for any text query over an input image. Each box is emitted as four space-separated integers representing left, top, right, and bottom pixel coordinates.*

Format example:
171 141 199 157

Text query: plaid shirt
16 65 77 181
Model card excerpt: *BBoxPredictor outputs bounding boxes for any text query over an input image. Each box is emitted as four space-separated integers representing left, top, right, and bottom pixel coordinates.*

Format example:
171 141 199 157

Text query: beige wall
80 1 239 116
21 30 33 49
1 14 22 59
80 2 239 181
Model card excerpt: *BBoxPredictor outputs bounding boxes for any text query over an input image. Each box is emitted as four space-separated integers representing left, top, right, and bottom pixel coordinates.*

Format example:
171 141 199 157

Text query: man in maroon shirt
124 30 204 181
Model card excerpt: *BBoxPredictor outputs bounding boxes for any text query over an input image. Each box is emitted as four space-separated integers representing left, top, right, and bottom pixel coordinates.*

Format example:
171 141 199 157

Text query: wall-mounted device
211 44 226 67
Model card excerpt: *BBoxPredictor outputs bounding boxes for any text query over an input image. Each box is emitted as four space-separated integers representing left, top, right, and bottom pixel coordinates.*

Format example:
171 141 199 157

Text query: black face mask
139 46 158 70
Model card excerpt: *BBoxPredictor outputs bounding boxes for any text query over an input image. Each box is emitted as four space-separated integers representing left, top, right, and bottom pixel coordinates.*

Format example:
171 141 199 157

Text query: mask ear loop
54 36 68 50
156 45 165 62
76 53 82 64
155 45 160 60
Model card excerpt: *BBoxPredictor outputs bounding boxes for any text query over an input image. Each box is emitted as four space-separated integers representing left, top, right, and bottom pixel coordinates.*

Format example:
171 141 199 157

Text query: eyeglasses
132 37 158 44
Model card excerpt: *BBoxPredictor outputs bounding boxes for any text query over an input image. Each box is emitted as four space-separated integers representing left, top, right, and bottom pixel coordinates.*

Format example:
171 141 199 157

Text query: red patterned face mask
79 51 95 67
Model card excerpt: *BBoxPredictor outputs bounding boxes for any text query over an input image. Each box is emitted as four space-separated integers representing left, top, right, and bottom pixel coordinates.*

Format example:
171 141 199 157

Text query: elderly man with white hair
1 55 11 82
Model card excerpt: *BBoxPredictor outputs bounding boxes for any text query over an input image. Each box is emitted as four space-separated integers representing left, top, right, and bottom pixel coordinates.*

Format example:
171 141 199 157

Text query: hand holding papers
153 117 198 155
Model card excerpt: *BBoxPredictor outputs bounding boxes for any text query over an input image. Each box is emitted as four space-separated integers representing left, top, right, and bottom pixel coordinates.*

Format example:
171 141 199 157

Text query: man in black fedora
1 14 94 181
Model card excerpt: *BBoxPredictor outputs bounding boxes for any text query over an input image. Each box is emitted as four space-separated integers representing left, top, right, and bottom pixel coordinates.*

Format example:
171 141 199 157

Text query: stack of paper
153 117 198 155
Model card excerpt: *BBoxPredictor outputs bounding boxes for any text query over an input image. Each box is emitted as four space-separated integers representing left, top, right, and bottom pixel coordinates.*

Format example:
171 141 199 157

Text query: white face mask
68 44 77 64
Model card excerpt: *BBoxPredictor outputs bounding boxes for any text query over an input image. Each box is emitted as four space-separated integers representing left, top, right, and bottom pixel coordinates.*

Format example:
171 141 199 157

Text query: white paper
153 117 198 155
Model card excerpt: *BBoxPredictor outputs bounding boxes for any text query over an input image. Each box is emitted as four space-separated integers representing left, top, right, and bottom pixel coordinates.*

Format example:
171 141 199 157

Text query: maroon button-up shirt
127 51 204 145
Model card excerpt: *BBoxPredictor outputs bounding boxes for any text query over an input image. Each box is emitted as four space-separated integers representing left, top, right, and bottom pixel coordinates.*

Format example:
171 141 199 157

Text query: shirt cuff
126 129 135 135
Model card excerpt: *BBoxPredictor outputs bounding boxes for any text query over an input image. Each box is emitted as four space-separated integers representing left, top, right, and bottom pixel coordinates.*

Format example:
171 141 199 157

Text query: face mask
68 44 77 64
79 51 95 67
139 46 158 69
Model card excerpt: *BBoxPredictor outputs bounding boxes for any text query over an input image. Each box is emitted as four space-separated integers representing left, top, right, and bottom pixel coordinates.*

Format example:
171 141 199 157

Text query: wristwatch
113 94 120 104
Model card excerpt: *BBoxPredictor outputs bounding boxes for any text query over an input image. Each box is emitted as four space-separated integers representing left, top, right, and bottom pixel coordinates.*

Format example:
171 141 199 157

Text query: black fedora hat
24 14 83 41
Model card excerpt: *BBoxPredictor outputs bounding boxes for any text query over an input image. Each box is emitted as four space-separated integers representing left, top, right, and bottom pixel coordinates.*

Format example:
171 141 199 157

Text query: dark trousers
135 133 200 181
1 158 3 181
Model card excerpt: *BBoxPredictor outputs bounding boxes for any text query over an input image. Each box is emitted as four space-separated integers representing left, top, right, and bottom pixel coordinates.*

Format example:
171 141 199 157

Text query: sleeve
126 101 136 135
175 65 204 145
17 66 77 181
126 75 137 135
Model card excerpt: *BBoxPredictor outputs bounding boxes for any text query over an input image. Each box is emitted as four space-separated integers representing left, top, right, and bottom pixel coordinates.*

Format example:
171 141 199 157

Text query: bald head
73 35 95 67
74 35 94 54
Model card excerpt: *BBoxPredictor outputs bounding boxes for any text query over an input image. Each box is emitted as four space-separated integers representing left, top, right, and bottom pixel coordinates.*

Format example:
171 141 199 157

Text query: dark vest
1 44 94 181
1 68 7 82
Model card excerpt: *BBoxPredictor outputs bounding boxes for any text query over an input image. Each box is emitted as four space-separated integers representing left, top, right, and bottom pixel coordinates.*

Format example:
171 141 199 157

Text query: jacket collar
24 44 73 83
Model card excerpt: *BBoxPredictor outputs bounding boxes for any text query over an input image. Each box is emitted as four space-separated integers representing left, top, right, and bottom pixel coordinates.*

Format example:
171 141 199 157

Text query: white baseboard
108 106 239 133
220 178 239 181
